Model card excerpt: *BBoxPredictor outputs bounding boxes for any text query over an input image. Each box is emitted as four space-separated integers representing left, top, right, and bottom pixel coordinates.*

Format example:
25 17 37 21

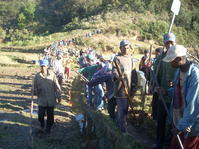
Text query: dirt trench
0 67 156 149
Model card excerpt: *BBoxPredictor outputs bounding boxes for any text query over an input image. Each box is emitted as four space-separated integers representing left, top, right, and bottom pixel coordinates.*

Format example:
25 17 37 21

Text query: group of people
77 32 199 149
140 33 199 149
32 32 199 149
31 33 102 134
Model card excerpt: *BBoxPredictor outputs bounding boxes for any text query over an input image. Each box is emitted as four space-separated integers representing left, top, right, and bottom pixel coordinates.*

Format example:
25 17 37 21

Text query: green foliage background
0 0 198 47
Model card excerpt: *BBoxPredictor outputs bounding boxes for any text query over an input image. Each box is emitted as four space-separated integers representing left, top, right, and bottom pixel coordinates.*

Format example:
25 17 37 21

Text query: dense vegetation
0 0 198 47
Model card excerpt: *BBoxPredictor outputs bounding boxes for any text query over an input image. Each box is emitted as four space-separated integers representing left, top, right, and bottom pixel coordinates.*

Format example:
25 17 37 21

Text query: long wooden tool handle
73 69 89 83
28 79 34 149
151 69 184 149
114 59 134 111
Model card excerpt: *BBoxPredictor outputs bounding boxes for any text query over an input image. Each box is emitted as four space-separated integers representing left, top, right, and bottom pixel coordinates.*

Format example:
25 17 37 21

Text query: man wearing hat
152 33 177 149
162 45 199 149
33 59 61 133
112 40 133 133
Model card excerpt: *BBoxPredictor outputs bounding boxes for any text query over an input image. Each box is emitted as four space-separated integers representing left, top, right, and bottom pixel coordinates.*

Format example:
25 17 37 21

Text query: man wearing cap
139 49 153 81
112 40 133 133
152 32 177 149
33 59 61 133
162 45 199 149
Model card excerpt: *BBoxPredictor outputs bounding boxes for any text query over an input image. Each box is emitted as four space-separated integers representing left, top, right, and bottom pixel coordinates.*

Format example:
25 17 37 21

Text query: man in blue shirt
163 45 199 149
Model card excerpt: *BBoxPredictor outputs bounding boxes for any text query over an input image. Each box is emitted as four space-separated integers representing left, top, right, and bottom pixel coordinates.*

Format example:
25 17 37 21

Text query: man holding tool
162 45 199 149
112 40 133 133
152 32 177 149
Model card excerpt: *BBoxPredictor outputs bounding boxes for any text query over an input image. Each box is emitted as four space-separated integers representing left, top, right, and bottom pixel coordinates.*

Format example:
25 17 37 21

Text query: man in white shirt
52 52 65 86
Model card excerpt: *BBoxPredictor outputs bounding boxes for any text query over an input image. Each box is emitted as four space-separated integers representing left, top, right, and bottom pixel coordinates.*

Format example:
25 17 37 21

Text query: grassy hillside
0 0 198 48
1 10 198 67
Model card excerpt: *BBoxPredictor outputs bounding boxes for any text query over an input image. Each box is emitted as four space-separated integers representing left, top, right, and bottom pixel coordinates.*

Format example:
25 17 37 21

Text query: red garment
174 78 183 108
171 133 199 149
65 67 70 79
140 56 153 69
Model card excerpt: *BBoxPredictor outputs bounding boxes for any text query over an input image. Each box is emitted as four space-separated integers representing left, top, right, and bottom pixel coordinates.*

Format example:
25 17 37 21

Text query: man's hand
113 75 124 81
57 93 61 103
184 127 191 133
57 97 61 103
172 127 181 135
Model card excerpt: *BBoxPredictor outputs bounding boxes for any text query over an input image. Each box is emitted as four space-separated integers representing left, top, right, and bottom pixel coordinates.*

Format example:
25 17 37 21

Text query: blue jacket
169 63 199 136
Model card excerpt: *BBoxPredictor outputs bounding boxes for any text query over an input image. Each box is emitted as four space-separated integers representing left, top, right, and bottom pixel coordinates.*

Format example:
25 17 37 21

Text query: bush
173 26 198 48
63 18 88 31
0 27 6 42
6 29 34 42
138 20 169 43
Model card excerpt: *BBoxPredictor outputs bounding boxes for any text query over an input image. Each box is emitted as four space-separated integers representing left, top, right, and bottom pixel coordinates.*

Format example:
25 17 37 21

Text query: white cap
163 45 187 62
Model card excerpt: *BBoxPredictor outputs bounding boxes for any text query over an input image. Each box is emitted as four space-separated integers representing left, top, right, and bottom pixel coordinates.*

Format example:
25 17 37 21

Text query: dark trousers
88 74 114 99
156 101 172 149
152 92 158 121
107 97 117 119
57 73 64 86
116 98 129 133
38 106 54 132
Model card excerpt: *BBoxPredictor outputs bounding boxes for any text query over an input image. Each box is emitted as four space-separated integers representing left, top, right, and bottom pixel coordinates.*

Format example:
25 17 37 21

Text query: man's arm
112 57 119 79
139 57 144 70
177 80 199 131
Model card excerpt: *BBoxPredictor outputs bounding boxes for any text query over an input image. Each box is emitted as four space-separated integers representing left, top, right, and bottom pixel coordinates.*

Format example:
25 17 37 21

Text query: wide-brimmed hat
163 45 187 62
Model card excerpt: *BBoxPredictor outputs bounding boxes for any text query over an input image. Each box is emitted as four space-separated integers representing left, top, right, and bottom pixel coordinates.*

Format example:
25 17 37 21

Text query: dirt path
0 67 82 149
0 66 157 149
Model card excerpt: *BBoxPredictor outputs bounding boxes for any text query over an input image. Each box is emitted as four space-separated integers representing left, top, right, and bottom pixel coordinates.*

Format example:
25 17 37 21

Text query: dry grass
0 51 38 66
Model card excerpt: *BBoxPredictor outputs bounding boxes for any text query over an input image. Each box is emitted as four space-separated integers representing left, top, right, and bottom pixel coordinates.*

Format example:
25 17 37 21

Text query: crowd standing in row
32 32 199 149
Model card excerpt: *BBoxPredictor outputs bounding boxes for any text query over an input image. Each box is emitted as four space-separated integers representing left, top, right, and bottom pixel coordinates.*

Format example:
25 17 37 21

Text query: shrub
138 20 169 43
63 18 88 31
5 29 34 44
0 27 6 42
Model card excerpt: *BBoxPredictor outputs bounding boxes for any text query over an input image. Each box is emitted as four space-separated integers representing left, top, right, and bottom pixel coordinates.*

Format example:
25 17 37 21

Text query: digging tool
187 51 199 64
73 69 89 83
143 44 153 95
113 58 135 114
27 79 34 149
151 70 184 149
140 45 153 121
150 49 184 149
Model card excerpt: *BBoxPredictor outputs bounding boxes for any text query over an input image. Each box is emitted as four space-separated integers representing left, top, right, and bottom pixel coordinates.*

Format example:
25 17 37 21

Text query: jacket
112 53 133 98
33 70 61 107
154 52 177 103
78 64 101 80
169 63 199 136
